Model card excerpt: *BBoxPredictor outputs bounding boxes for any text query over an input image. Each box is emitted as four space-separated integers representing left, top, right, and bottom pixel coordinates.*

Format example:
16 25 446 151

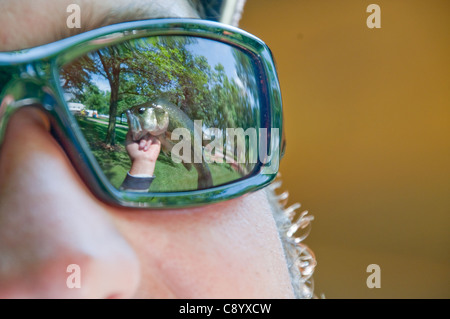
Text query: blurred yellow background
240 0 449 298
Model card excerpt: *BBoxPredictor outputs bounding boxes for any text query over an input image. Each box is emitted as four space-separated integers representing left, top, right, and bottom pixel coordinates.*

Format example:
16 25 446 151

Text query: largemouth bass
125 98 213 190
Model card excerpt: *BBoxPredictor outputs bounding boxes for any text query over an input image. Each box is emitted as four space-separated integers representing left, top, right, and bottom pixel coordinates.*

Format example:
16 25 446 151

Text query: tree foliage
60 36 258 146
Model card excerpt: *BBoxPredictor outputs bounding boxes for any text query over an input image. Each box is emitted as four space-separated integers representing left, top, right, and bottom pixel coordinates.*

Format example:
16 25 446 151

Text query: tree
71 83 109 113
59 35 257 148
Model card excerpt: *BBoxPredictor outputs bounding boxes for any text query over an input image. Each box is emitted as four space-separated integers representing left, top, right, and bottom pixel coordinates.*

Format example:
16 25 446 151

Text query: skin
0 0 295 298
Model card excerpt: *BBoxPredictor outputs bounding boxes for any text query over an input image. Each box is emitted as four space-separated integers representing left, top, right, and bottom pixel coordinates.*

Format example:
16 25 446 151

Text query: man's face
0 0 294 298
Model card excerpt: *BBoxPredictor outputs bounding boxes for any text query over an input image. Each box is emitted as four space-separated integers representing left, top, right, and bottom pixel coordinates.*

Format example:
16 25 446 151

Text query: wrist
129 159 156 176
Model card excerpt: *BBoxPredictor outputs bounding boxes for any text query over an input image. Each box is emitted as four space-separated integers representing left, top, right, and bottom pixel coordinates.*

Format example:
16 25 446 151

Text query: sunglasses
0 18 285 208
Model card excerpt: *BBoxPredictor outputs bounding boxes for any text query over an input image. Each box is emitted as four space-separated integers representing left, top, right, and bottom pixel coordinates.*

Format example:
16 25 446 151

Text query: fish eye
138 108 146 114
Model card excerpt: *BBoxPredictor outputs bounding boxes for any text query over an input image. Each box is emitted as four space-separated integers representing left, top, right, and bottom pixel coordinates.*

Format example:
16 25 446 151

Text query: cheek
112 191 294 298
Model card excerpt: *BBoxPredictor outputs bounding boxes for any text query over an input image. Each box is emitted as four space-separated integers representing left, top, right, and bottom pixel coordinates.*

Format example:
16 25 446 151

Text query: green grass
76 117 130 188
76 117 242 192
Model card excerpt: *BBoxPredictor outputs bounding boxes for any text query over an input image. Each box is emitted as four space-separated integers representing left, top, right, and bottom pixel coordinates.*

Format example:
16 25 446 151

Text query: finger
144 139 150 152
139 139 146 150
141 136 154 152
144 139 158 153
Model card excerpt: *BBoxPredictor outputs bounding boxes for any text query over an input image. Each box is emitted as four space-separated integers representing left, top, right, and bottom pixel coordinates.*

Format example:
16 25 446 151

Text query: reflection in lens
60 36 261 192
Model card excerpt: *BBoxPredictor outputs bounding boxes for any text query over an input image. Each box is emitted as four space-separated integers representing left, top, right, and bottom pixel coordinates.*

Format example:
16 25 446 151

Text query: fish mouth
125 109 143 141
125 105 169 140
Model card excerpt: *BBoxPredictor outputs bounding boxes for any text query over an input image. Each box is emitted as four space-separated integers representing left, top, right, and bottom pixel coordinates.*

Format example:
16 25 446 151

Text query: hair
265 181 317 299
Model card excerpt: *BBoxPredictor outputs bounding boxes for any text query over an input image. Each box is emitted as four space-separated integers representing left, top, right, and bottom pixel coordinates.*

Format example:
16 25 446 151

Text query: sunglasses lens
60 36 264 192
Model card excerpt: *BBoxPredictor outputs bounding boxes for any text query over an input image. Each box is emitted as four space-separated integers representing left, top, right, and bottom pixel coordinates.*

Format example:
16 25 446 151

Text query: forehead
0 0 198 51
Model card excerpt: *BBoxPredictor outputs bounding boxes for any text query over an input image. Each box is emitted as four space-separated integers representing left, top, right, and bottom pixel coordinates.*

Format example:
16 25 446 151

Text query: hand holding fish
125 99 214 189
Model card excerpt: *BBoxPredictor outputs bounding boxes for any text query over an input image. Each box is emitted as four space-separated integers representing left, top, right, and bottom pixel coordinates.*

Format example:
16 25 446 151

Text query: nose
0 107 140 298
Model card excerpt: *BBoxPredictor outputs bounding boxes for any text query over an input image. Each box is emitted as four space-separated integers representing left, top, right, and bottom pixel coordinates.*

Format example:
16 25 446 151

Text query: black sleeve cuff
120 172 155 192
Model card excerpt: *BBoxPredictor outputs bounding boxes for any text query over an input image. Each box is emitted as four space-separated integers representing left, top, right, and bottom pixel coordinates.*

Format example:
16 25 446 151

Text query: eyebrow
61 1 201 39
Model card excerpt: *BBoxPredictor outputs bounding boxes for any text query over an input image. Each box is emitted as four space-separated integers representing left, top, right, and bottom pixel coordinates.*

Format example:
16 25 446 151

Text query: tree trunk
105 72 119 146
97 48 121 147
105 83 119 146
105 80 119 146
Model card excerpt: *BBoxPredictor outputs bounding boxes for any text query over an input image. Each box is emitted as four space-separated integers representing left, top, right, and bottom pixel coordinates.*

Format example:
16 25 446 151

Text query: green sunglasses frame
0 18 284 208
